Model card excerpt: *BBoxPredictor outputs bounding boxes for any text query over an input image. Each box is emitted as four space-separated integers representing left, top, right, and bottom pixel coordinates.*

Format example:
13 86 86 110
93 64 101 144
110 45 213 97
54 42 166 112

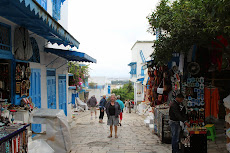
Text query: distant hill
111 80 129 85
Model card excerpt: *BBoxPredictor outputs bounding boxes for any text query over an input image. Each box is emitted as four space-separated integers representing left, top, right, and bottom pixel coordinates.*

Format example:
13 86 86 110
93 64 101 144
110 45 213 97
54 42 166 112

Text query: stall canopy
0 0 80 48
45 48 97 63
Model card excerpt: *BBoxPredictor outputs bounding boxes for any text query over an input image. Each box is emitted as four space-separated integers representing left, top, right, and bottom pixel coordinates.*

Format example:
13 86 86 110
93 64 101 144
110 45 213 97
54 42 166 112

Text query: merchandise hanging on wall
186 76 205 127
15 62 31 97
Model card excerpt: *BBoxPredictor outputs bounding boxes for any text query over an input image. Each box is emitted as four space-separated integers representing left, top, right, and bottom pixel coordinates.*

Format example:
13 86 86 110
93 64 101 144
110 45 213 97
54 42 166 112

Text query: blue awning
0 0 80 48
128 62 136 66
45 48 97 63
137 78 144 83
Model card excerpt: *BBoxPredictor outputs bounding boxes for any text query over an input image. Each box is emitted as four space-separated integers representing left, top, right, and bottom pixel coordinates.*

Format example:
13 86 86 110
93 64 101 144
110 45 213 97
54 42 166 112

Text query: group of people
87 93 189 150
87 94 133 138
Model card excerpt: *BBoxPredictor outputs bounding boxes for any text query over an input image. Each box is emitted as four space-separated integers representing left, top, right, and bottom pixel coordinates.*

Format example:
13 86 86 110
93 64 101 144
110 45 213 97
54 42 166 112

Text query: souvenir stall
144 64 173 143
0 61 32 153
179 61 208 153
179 41 229 152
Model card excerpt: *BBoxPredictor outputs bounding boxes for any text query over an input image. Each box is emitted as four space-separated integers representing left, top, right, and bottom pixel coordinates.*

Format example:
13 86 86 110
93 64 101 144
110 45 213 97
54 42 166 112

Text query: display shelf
0 124 30 144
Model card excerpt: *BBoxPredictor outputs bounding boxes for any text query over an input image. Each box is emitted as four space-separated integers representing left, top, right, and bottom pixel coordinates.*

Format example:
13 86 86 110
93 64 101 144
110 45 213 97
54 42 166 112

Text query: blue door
58 75 67 115
47 69 56 109
30 69 41 134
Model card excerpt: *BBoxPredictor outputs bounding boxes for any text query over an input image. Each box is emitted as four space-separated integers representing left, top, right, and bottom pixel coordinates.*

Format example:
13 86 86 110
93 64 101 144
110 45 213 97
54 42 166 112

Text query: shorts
107 115 119 126
90 107 96 113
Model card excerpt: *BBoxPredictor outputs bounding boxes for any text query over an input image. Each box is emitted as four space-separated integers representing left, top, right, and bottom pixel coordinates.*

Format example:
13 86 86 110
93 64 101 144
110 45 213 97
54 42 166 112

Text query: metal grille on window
0 24 10 51
47 70 56 77
29 37 40 63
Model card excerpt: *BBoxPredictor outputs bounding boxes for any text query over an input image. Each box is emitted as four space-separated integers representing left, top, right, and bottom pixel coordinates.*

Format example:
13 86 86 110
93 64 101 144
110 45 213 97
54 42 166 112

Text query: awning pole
56 61 68 70
46 56 60 67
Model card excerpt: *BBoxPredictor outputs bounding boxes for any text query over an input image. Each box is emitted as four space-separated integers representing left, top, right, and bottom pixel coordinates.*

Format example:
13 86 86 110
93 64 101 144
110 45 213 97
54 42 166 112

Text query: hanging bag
157 79 164 94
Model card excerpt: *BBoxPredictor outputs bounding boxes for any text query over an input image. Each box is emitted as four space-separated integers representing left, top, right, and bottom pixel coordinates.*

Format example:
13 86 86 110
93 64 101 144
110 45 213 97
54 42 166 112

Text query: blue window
130 64 137 77
140 50 146 63
128 62 137 77
141 66 144 76
52 0 62 21
0 23 11 52
36 0 47 10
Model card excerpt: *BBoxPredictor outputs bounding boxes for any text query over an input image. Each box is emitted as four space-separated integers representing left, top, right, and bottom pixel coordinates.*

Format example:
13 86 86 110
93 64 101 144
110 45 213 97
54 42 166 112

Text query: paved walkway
70 110 171 153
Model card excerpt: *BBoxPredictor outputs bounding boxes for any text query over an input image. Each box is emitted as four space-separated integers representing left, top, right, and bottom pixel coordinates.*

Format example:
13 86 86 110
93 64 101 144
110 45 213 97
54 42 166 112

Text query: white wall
130 41 154 104
88 76 111 102
131 41 154 79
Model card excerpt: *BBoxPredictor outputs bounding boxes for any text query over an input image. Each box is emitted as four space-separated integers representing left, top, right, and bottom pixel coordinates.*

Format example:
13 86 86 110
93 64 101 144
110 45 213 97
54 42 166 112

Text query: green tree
68 62 90 91
147 0 230 64
112 81 134 101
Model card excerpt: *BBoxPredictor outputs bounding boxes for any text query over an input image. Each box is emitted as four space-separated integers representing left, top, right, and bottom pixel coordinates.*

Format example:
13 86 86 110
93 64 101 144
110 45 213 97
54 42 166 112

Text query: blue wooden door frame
30 69 42 135
58 75 67 115
47 69 56 109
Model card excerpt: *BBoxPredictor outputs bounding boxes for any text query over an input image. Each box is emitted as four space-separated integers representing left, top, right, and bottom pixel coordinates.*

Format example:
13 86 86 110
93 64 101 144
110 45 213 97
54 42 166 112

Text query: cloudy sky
68 0 158 78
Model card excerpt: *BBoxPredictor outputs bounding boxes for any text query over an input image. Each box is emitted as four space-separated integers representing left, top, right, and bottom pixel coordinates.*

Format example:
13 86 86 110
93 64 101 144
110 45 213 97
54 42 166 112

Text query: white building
88 77 111 102
0 0 96 134
128 41 154 104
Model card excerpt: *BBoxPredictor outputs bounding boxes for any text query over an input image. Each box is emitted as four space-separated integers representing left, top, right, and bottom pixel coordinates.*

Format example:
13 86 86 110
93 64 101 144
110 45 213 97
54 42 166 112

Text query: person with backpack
87 95 97 120
116 95 124 126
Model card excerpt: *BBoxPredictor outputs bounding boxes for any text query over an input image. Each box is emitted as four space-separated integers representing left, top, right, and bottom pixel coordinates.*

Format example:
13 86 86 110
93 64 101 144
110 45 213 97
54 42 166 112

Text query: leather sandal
108 135 112 138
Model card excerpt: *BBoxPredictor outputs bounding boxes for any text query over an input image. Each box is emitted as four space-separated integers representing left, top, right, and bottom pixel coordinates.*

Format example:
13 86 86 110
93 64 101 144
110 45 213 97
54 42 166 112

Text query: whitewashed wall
130 41 154 104
131 41 154 79
88 77 111 102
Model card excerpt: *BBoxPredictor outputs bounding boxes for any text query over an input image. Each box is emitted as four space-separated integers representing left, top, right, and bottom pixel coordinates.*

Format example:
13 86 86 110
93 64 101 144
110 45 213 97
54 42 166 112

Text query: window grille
30 37 40 63
0 24 10 51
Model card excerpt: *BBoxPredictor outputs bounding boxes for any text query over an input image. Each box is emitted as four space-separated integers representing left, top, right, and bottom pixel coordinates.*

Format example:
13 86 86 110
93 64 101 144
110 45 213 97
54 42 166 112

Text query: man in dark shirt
169 94 189 153
99 95 107 123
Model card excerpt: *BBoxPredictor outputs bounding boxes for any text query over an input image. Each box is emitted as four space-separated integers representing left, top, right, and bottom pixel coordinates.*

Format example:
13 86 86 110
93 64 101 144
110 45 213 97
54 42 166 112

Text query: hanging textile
204 87 220 119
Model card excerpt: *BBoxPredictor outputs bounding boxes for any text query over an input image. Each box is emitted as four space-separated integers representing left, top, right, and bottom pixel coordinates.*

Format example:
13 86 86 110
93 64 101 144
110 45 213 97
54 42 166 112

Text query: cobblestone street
70 110 171 153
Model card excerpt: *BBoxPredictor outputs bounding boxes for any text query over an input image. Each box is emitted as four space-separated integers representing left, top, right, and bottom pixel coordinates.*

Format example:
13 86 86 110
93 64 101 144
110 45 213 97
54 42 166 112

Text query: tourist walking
169 94 189 153
105 94 121 138
128 100 132 113
87 95 97 120
116 95 124 126
125 99 129 113
99 95 107 123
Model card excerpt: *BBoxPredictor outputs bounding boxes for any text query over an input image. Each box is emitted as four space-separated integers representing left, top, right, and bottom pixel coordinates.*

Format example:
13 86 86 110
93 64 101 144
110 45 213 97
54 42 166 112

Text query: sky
68 0 158 78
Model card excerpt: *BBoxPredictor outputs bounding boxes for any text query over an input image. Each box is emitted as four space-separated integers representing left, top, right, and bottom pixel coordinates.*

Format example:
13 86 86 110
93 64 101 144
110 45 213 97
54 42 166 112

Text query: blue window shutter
141 66 144 76
36 0 47 10
140 50 146 63
52 0 61 21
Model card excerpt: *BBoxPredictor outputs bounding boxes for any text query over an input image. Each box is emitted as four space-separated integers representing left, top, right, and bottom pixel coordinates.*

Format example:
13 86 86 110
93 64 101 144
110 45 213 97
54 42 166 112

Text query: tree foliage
147 0 230 64
112 81 134 101
68 62 90 90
